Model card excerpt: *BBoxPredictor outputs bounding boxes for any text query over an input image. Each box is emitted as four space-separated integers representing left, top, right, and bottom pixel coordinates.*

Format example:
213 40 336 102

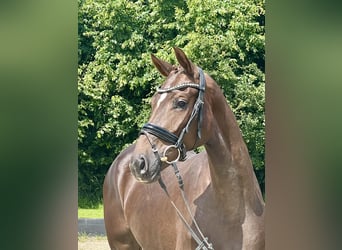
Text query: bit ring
161 145 181 164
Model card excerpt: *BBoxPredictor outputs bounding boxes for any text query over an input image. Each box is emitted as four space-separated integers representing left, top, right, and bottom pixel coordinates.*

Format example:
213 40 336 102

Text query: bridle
139 67 214 249
140 67 206 163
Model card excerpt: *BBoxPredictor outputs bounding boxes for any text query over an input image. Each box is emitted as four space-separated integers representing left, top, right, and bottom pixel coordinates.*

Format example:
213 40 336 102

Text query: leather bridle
139 67 214 249
140 67 206 163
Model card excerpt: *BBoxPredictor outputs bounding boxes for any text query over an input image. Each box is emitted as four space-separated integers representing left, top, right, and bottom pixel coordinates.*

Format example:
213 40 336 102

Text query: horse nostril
138 155 148 174
139 157 145 170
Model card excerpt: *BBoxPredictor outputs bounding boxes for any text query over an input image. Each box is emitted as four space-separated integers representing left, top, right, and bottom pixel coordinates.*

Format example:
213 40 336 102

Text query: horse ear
151 54 173 77
173 47 194 75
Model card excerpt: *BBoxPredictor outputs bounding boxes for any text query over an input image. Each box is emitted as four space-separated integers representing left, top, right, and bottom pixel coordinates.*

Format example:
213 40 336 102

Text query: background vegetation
78 0 265 207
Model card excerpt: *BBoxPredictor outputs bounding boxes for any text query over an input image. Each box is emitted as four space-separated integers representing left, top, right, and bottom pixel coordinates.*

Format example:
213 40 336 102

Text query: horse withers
103 47 265 249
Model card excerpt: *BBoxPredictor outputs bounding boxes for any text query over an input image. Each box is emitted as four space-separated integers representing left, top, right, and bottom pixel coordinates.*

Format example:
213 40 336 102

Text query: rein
140 67 214 249
158 164 214 250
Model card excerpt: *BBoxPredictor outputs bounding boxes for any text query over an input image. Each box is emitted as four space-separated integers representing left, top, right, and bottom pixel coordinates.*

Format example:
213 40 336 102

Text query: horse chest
123 178 244 249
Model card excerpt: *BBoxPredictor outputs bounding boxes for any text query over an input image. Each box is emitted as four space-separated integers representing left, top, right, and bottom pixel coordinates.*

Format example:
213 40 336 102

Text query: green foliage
78 0 265 206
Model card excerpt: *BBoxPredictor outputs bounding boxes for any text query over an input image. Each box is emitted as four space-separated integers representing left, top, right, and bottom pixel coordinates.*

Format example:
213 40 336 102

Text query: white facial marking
156 93 167 108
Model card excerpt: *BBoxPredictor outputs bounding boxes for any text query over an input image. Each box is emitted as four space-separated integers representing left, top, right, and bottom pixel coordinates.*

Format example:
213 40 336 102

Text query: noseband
140 67 206 162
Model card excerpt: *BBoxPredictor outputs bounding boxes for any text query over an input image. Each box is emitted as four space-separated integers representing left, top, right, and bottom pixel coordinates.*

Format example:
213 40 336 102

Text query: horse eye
174 99 188 109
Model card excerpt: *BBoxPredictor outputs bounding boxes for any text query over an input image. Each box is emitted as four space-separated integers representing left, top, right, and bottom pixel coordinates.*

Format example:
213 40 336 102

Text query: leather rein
140 67 214 249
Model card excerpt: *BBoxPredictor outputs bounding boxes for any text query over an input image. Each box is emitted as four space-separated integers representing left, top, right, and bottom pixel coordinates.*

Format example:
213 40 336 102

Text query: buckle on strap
195 238 214 250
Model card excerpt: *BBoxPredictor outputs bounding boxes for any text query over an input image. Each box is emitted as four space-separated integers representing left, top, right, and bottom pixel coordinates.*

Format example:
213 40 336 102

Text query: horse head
129 47 213 183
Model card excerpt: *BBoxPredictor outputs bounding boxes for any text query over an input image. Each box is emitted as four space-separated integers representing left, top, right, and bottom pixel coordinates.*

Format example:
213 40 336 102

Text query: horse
103 47 265 250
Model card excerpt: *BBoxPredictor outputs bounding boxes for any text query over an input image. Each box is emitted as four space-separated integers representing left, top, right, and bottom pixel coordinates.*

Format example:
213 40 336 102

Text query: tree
78 0 265 207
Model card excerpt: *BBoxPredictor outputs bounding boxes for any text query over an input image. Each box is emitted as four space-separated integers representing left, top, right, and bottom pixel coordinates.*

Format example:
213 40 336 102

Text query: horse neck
204 83 262 208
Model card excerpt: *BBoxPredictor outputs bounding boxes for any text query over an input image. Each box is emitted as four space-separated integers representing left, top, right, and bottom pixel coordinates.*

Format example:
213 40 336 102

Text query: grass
78 204 104 218
78 233 109 250
78 232 107 241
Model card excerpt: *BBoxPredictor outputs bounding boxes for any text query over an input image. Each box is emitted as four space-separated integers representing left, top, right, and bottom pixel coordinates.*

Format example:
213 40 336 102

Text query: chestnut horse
103 47 264 249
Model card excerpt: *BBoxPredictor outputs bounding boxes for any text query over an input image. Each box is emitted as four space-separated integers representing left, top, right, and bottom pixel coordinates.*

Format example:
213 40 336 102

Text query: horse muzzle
129 154 161 183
